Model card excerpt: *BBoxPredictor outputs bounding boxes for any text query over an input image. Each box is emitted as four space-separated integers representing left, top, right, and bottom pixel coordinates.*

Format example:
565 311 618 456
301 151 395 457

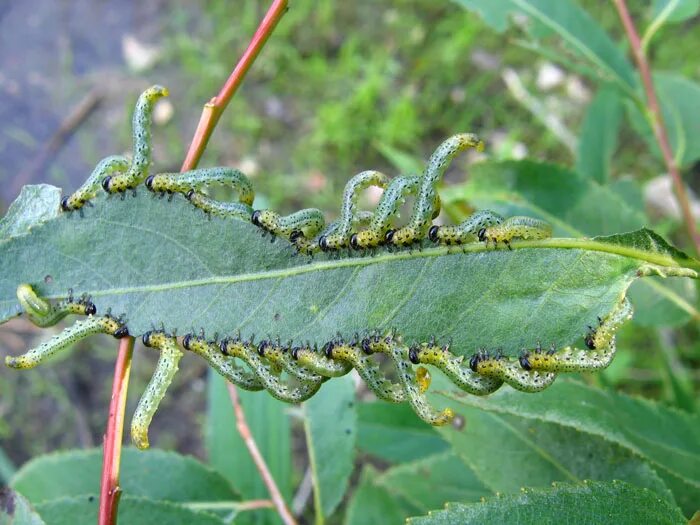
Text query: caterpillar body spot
146 167 255 206
102 85 169 195
479 216 553 248
317 170 390 251
5 315 127 370
61 156 129 213
17 284 97 328
429 210 504 245
390 133 484 247
252 208 326 241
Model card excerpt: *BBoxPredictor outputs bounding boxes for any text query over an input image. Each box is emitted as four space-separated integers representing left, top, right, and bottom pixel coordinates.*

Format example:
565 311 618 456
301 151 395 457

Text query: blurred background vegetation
0 0 698 522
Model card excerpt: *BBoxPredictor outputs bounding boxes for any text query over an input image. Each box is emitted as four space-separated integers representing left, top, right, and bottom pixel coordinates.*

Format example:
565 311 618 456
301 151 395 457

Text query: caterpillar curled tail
391 133 484 247
17 284 96 328
61 155 129 214
102 85 169 195
146 167 255 206
317 170 390 251
479 216 553 249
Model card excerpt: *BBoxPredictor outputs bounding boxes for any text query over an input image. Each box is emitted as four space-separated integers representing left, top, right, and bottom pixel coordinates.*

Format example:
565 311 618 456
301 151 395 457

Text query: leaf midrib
24 237 696 302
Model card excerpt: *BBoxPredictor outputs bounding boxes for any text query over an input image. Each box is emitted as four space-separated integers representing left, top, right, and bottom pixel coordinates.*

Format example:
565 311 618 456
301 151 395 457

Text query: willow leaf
0 187 696 361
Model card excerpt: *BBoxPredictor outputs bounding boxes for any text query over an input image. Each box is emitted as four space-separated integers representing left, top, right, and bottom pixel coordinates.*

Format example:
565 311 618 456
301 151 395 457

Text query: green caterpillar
61 155 129 214
429 209 504 245
479 216 553 248
185 191 253 221
102 85 169 195
251 208 326 241
145 167 255 206
389 134 484 247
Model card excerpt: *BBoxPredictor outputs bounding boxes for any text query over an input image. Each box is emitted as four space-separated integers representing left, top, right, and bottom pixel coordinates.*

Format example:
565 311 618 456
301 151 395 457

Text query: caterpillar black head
84 301 97 316
428 225 440 243
519 352 532 370
145 175 155 192
289 230 304 244
251 210 262 227
60 196 71 212
101 176 113 192
408 345 420 364
384 229 395 243
142 331 154 347
350 234 360 250
477 228 487 242
182 333 193 350
319 236 330 252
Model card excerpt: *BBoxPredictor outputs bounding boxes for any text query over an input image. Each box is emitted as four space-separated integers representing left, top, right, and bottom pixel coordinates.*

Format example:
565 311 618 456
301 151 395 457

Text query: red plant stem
98 336 134 525
181 0 289 171
612 0 700 253
98 3 289 524
227 384 298 525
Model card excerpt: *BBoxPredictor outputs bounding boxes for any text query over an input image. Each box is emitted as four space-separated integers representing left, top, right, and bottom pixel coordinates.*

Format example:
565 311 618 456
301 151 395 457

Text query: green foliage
406 481 687 525
0 488 45 525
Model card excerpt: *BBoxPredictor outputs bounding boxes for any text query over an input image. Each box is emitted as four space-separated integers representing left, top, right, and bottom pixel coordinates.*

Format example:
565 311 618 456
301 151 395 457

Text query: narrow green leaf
357 402 449 463
375 452 491 512
344 467 418 525
34 495 224 525
0 185 60 239
651 0 699 23
0 488 46 525
303 375 356 522
438 379 700 496
628 73 700 167
205 371 292 524
433 403 674 504
406 481 686 525
10 448 237 504
454 0 637 90
576 86 623 184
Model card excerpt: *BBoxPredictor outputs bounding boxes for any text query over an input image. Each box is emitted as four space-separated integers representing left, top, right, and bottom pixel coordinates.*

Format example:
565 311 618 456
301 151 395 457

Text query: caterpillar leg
182 191 253 220
429 210 504 246
5 315 128 370
251 208 325 241
409 342 503 395
183 333 263 391
326 337 406 403
145 167 255 206
318 170 390 251
479 216 553 249
221 336 322 403
382 342 454 425
470 351 556 392
61 155 130 213
17 284 96 328
391 133 484 247
102 85 169 195
131 331 183 449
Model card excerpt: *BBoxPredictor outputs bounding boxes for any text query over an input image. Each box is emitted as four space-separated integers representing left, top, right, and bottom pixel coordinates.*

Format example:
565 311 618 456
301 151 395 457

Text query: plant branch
98 336 134 525
227 384 297 525
612 0 700 254
181 0 289 171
